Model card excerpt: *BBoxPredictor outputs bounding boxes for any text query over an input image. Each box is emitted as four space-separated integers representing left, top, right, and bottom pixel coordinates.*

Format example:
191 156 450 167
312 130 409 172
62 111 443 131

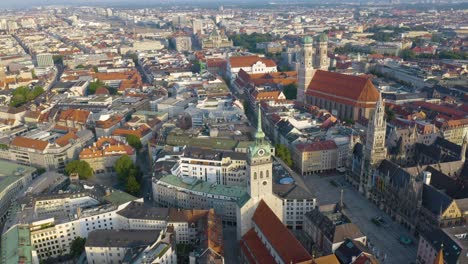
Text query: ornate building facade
201 27 233 49
362 93 387 195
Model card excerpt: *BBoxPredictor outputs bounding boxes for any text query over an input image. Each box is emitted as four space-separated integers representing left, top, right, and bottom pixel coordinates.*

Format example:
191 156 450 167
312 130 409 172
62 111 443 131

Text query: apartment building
0 161 36 223
2 185 221 262
303 204 366 254
226 55 277 80
293 140 339 175
153 175 244 224
85 229 170 264
170 146 247 186
2 129 94 171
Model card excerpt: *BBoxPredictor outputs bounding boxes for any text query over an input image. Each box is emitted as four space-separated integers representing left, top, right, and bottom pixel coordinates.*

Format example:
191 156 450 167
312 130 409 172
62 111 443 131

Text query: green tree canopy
65 160 93 180
70 237 86 258
87 80 104 95
400 49 416 60
115 155 134 182
232 33 275 52
10 86 44 107
125 175 140 195
127 134 143 151
52 55 63 65
283 83 297 100
275 144 293 167
114 155 142 195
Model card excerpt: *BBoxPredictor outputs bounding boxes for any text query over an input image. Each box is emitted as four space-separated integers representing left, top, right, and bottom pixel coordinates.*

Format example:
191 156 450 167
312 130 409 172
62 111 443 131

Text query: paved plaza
299 173 417 264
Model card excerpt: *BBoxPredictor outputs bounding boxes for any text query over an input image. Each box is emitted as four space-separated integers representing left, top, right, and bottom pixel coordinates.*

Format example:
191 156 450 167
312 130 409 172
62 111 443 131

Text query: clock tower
237 106 283 240
247 107 273 199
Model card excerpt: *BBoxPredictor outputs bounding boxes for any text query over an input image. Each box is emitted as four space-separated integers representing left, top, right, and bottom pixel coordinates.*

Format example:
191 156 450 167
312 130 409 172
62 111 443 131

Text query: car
371 216 386 226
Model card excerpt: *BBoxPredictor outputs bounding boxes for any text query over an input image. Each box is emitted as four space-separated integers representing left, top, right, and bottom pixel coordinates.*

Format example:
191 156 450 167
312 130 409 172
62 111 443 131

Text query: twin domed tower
297 33 330 102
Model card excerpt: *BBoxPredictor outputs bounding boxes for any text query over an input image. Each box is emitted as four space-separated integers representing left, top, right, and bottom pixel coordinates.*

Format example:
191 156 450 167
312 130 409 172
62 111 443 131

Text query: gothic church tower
297 36 314 104
362 93 387 194
314 33 330 70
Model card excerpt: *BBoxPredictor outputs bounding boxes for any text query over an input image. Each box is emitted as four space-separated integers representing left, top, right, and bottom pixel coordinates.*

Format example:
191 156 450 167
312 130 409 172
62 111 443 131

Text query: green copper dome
318 33 328 42
303 36 313 44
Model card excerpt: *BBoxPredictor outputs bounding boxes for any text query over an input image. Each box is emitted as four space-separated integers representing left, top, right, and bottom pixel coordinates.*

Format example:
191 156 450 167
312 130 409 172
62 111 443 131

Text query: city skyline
0 3 466 264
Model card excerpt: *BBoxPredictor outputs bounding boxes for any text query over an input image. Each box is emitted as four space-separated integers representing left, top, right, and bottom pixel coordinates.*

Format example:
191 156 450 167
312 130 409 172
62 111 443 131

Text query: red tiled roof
112 124 151 138
58 109 90 123
306 71 379 107
252 200 312 264
95 86 110 95
79 137 134 159
240 228 277 264
206 58 227 68
441 118 468 129
55 132 79 147
11 136 49 151
252 90 282 100
295 140 338 153
413 101 466 118
229 55 277 68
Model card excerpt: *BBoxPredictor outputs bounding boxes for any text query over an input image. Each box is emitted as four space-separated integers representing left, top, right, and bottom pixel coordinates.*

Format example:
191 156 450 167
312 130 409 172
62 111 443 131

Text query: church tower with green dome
247 106 273 199
297 35 315 104
237 105 284 240
315 33 330 70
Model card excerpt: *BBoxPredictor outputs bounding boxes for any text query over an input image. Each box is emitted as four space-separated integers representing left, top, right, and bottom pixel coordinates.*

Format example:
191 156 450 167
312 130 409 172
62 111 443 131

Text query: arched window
260 171 263 178
266 170 270 178
254 172 257 180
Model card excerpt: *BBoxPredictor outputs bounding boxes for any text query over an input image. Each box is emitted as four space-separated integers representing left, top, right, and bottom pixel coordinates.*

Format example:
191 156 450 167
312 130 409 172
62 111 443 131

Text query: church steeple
373 92 385 128
362 92 387 196
255 106 265 142
248 105 272 162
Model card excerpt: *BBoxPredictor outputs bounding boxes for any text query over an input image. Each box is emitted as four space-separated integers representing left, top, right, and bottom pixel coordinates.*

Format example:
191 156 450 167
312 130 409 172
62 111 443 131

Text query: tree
127 134 143 151
400 49 415 60
9 86 44 107
126 175 140 195
190 60 201 73
283 83 297 100
87 80 105 95
70 237 86 258
275 144 293 167
231 33 275 52
65 160 93 180
128 53 139 65
114 155 136 183
52 55 63 65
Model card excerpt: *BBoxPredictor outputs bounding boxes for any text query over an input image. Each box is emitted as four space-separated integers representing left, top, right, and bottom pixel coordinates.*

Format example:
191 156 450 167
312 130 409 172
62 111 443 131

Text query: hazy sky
0 0 255 9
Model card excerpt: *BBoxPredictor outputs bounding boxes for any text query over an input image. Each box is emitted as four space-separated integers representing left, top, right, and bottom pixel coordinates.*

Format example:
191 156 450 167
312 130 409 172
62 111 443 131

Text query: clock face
257 149 265 156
